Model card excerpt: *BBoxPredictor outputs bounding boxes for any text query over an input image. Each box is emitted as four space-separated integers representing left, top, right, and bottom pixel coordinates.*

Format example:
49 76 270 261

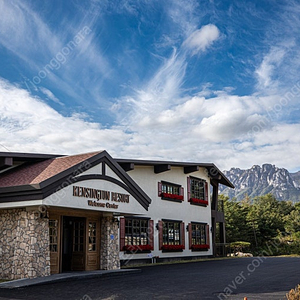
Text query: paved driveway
0 257 300 300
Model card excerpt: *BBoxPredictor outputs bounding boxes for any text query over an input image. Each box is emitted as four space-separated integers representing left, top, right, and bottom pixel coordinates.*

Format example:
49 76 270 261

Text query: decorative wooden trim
0 157 13 170
119 218 126 251
206 224 210 248
158 220 163 250
181 222 185 249
188 223 192 249
154 164 171 174
149 220 154 250
118 163 134 172
158 182 162 196
184 165 199 174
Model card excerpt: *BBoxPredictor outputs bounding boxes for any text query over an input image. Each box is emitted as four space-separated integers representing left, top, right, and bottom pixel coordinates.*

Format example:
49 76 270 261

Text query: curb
0 269 141 289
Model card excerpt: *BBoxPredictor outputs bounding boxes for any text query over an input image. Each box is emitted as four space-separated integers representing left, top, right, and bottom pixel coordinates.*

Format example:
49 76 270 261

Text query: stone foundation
0 208 50 280
100 216 120 270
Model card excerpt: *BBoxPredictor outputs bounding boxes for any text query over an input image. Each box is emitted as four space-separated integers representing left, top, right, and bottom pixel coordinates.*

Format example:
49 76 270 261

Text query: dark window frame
123 217 153 253
158 181 184 202
188 177 209 206
160 219 185 252
189 222 210 251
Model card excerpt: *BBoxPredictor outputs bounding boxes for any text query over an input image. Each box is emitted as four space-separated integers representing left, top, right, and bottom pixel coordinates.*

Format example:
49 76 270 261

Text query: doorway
62 216 86 272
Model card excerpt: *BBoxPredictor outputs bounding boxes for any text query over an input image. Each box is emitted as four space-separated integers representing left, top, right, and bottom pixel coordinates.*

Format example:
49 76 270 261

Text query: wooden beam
119 163 134 172
184 165 199 174
154 164 171 174
0 157 13 170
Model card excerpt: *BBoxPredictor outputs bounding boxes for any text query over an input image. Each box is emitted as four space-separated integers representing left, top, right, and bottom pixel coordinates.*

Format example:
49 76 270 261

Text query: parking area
0 257 299 300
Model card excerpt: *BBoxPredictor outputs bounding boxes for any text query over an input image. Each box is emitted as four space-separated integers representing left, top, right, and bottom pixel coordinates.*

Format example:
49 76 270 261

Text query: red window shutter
187 177 191 201
206 224 210 248
149 220 154 250
205 182 209 201
158 182 162 196
188 223 192 249
158 220 163 250
180 187 184 199
181 222 185 249
119 218 126 251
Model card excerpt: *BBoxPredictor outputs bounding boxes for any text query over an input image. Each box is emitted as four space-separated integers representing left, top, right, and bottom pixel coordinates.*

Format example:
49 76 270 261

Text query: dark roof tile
0 151 101 187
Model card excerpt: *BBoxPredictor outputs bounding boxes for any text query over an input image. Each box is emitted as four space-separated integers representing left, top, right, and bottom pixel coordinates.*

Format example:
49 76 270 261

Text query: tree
221 195 251 243
247 194 285 247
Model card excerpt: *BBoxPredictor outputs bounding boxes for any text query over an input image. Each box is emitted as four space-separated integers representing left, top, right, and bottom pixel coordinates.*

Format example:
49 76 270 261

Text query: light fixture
40 210 49 219
113 217 120 227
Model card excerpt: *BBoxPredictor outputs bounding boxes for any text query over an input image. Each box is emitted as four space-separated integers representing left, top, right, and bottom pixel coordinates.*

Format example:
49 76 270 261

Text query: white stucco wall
120 165 213 260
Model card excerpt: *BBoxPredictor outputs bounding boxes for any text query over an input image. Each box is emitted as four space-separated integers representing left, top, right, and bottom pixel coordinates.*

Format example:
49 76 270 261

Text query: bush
230 241 251 253
286 284 300 300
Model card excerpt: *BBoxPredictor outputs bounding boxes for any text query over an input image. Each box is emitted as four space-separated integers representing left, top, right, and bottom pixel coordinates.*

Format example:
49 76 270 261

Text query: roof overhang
116 158 234 188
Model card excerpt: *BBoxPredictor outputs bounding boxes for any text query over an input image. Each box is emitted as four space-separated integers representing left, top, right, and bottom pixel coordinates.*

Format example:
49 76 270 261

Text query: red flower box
161 244 185 251
190 198 208 205
191 244 210 250
161 193 183 201
124 245 153 252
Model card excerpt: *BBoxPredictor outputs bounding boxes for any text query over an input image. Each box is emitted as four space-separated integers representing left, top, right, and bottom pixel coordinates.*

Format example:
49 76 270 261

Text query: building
0 151 233 280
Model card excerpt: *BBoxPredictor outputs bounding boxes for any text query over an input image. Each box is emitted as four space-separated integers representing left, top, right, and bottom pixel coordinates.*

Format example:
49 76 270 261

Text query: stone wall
0 208 50 280
100 216 120 270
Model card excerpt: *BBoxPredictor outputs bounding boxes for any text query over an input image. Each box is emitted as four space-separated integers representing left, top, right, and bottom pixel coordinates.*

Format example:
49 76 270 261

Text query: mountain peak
221 164 300 202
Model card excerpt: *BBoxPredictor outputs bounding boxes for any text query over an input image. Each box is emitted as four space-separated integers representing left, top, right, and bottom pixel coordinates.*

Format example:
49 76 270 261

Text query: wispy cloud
255 47 286 89
39 87 64 106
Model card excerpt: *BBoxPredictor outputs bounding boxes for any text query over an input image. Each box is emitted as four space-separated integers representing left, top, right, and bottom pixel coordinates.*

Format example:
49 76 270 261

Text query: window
158 181 184 201
158 220 185 251
88 222 96 251
120 218 154 252
49 220 58 252
188 177 209 205
188 222 210 251
73 220 84 252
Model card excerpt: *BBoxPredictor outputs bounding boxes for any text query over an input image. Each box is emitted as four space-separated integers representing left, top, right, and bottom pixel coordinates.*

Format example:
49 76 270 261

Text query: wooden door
71 218 85 271
49 215 61 274
86 218 100 271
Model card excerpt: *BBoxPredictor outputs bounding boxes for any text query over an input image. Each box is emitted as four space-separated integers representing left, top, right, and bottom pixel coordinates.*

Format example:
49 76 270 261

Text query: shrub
230 241 251 253
286 284 300 300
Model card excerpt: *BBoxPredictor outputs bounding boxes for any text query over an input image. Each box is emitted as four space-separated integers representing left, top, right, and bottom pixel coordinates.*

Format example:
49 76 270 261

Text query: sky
1 0 300 172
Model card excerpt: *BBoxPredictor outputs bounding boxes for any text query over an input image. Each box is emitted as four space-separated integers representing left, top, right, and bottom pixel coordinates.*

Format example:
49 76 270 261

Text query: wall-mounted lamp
40 210 49 219
113 217 120 228
186 225 189 232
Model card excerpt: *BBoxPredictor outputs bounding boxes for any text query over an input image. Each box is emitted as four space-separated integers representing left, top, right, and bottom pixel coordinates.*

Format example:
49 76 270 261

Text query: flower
161 244 185 251
191 244 210 250
124 244 153 252
161 192 184 201
190 198 208 205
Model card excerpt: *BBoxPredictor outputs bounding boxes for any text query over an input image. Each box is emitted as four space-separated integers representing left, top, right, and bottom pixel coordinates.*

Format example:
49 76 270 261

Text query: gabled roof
0 152 100 187
0 151 152 210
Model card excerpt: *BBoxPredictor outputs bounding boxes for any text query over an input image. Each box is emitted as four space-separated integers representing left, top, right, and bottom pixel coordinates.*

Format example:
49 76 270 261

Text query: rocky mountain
220 164 300 202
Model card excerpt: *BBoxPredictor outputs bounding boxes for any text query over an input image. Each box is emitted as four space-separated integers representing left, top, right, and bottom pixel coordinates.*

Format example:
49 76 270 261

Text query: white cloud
183 24 220 55
255 47 286 89
1 78 300 172
39 87 64 106
0 79 128 155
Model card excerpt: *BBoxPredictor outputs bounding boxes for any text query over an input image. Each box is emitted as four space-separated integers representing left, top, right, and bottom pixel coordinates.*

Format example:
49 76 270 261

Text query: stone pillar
100 216 120 270
0 208 50 280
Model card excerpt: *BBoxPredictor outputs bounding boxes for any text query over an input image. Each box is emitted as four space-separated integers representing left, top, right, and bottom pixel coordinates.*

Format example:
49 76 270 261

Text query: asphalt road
1 257 300 300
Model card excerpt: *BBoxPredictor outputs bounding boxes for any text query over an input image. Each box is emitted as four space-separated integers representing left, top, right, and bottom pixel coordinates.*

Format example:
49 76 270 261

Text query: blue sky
1 0 300 172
